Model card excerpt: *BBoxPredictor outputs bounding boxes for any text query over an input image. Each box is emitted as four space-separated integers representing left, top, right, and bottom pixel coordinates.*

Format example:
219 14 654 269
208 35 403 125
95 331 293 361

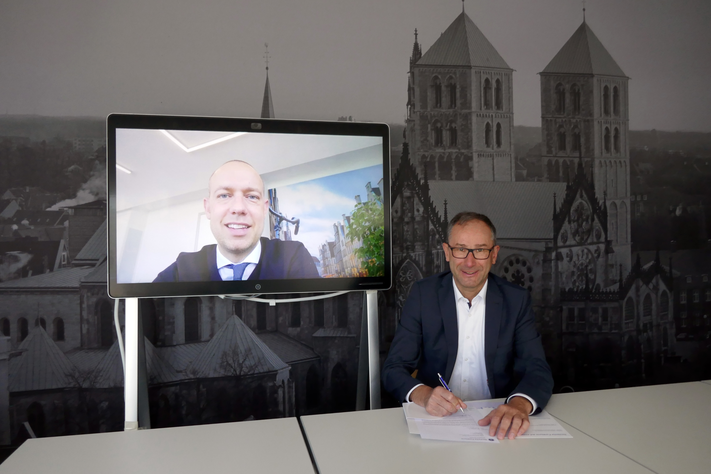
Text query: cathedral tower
540 20 631 275
406 11 514 181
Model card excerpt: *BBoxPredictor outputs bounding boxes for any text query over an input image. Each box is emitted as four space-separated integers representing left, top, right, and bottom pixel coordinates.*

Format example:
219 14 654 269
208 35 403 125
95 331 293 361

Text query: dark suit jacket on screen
153 237 320 282
382 272 553 412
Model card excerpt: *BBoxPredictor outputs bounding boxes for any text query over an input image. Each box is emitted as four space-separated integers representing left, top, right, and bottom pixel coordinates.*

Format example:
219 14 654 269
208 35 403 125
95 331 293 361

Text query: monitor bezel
107 113 392 298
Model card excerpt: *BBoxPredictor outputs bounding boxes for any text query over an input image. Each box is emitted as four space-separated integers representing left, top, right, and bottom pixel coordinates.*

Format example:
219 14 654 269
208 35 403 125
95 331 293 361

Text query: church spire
410 29 422 67
260 43 275 119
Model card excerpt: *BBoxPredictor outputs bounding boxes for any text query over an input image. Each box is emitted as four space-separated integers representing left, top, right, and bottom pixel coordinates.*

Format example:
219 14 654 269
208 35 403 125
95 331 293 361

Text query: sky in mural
1 0 709 131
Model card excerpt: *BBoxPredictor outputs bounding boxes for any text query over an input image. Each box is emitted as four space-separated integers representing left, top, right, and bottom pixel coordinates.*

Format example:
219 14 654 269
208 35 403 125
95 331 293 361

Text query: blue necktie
232 263 249 281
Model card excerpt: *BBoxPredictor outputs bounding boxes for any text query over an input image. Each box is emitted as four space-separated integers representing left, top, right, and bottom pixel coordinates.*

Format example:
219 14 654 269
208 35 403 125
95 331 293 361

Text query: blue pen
437 373 465 414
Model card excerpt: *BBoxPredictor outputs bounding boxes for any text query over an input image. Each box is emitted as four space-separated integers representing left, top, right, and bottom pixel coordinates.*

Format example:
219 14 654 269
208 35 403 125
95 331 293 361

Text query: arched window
447 77 457 108
552 160 560 182
337 295 348 328
619 201 628 244
53 318 65 341
232 300 242 319
35 317 46 330
439 155 452 180
432 122 443 147
643 294 653 319
572 128 581 153
613 127 620 153
546 160 557 182
257 303 267 331
139 299 157 344
1 318 10 337
495 123 502 148
609 201 618 243
330 363 350 411
624 298 635 329
603 85 610 116
494 78 503 110
604 127 611 153
306 365 321 409
557 128 567 152
613 86 620 116
485 122 492 148
424 155 436 180
27 402 46 438
483 78 492 110
184 298 201 342
660 291 670 320
454 155 472 180
447 123 457 147
290 302 301 328
555 83 565 114
99 300 113 347
18 317 28 342
571 84 581 115
662 327 669 351
561 160 570 183
313 299 324 327
432 76 442 108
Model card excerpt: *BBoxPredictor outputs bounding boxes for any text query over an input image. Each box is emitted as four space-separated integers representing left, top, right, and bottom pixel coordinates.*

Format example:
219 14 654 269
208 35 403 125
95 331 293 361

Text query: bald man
154 160 319 282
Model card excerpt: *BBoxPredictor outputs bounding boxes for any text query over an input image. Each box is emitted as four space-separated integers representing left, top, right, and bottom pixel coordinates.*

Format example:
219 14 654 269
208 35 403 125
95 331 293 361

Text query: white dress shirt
448 279 491 401
216 241 261 281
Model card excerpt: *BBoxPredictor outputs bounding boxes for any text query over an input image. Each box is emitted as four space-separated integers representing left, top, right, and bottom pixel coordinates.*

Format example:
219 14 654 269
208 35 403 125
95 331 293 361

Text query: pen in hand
437 373 465 414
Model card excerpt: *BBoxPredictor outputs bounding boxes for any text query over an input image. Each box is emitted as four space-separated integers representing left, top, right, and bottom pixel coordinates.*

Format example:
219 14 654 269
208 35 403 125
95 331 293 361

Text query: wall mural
1 0 710 452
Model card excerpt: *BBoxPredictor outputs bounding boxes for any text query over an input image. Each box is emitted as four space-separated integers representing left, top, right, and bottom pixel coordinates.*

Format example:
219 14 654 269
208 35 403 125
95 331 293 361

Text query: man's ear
442 242 450 262
203 198 211 219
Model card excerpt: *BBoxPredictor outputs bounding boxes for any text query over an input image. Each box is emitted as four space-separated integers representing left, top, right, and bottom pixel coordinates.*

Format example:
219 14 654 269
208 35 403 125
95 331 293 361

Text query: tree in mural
347 198 385 277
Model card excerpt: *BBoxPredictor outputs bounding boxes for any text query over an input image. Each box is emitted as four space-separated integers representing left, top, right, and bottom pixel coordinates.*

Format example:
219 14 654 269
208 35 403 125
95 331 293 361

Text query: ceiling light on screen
116 164 132 174
160 130 246 153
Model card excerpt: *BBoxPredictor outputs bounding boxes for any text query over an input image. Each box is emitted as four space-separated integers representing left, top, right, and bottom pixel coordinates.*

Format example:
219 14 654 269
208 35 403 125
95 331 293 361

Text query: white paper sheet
403 401 572 441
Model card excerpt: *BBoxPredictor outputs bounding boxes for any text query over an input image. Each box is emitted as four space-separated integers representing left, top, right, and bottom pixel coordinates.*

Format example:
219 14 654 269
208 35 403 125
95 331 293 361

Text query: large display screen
107 114 391 298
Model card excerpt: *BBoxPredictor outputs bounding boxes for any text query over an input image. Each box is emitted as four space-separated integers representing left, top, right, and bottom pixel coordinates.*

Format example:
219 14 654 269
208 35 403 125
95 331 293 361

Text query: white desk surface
300 406 653 474
0 417 314 474
545 381 711 474
701 379 711 386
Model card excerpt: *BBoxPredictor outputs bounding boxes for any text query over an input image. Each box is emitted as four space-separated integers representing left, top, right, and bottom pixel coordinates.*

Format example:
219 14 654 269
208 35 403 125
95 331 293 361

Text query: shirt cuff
405 383 424 403
506 393 537 415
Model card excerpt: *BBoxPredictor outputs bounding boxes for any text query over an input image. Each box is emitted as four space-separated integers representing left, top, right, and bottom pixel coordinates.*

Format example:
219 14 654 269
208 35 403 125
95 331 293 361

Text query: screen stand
124 298 151 430
124 298 138 430
356 290 380 410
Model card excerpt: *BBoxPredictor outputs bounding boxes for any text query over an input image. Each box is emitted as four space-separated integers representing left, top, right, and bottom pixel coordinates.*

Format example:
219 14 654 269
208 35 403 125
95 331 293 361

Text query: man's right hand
410 385 467 417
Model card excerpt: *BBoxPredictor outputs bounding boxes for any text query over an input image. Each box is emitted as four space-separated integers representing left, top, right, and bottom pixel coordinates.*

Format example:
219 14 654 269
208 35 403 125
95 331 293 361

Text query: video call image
113 127 385 284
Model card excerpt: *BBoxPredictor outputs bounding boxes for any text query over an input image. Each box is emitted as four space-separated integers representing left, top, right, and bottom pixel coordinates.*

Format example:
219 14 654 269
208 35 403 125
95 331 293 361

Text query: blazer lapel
438 275 459 380
484 276 503 395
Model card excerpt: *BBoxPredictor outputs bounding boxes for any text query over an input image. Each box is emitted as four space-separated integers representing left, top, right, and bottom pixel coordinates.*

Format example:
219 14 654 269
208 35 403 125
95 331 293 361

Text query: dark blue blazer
382 272 553 411
153 238 319 282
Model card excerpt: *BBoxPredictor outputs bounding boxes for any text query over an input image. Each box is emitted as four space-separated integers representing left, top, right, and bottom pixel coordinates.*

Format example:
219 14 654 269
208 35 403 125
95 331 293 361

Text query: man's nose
229 197 247 214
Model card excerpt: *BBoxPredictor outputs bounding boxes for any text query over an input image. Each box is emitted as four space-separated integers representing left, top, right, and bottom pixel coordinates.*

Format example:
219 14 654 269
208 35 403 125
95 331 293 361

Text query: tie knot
232 263 249 281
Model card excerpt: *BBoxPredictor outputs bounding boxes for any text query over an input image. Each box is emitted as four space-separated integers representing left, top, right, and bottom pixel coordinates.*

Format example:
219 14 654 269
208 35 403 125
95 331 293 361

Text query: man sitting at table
382 212 554 439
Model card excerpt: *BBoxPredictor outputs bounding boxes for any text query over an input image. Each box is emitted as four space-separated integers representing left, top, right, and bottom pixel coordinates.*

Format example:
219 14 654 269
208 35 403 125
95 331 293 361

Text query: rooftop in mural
9 326 76 392
541 21 627 77
188 315 289 378
417 11 510 69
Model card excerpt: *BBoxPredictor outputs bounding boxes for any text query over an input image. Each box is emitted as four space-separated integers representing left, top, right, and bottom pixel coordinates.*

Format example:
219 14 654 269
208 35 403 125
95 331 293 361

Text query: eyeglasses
445 243 495 260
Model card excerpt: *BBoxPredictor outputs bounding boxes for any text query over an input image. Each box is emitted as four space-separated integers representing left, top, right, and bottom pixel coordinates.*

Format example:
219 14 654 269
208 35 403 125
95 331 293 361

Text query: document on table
403 400 572 442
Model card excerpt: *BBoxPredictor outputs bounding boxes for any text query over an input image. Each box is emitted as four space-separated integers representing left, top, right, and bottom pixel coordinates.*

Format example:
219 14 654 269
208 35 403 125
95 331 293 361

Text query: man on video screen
154 160 320 282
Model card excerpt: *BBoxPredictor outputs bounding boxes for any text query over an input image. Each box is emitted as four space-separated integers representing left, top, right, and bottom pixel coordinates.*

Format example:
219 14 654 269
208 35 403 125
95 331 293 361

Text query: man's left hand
477 396 532 440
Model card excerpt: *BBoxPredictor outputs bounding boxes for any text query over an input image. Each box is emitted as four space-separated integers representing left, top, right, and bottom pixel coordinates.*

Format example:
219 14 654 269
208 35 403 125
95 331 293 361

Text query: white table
300 405 654 474
0 417 314 474
545 381 711 474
